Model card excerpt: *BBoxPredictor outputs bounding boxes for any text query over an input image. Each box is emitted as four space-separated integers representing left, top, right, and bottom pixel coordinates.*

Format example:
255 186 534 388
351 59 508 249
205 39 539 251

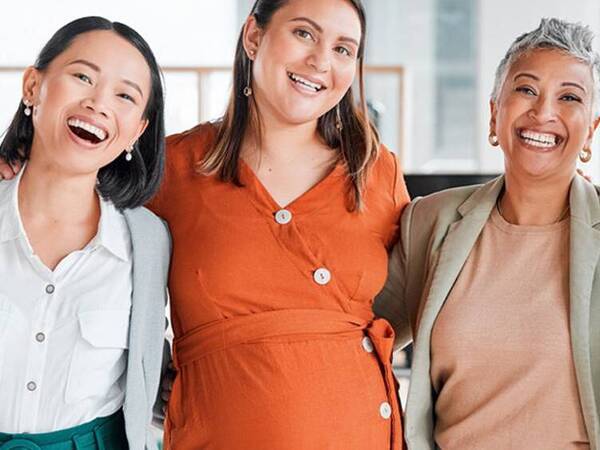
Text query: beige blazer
374 175 600 450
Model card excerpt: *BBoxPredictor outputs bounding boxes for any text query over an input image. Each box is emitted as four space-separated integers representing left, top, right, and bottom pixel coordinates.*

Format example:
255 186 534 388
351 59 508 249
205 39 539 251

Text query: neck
244 104 325 163
500 171 572 225
18 156 100 226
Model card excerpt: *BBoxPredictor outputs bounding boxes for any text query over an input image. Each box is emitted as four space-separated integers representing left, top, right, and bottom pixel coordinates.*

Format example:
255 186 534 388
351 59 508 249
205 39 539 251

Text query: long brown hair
200 0 379 210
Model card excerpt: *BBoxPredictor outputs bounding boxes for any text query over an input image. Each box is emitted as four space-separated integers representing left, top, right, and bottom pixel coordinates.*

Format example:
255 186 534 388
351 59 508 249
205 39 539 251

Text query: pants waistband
0 410 127 450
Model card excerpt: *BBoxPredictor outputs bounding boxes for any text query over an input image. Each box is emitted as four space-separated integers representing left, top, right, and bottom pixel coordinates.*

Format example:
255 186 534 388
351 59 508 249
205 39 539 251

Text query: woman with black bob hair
0 16 170 450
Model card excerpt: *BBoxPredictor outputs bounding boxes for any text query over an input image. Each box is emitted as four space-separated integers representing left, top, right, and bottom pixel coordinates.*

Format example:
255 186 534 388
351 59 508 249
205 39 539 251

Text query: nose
80 89 110 118
528 94 557 123
306 43 331 73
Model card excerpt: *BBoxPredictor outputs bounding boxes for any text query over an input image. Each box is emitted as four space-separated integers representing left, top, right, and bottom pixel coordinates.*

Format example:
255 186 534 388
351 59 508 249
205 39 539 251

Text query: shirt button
45 284 55 294
274 209 292 225
362 336 374 353
35 332 46 343
27 381 37 392
379 401 392 419
313 268 331 285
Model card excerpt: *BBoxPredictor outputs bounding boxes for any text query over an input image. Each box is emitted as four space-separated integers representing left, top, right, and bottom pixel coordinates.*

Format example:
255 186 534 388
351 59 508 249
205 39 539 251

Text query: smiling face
23 30 151 176
244 0 362 127
490 49 600 181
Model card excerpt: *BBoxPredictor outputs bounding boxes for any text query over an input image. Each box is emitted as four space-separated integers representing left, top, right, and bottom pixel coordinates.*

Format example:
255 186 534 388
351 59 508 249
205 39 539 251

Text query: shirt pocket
65 309 131 404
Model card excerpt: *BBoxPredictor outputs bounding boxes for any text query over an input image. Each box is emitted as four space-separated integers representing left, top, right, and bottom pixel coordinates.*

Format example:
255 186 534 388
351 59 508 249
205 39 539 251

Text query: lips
67 117 109 145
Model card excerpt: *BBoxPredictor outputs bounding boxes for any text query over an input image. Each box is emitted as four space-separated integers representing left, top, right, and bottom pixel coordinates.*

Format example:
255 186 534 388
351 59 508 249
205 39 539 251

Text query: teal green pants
0 410 128 450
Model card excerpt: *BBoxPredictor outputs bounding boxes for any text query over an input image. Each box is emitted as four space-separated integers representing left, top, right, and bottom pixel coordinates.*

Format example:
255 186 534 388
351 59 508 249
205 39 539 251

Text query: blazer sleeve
152 219 173 428
373 197 420 349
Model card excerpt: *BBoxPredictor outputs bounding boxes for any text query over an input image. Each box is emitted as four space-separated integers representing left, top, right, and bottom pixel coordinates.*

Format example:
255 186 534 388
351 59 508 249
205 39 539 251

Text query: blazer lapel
569 176 600 447
405 177 504 445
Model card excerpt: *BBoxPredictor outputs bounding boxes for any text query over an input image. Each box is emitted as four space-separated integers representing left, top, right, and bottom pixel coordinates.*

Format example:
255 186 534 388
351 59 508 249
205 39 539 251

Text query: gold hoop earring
579 147 592 163
335 104 343 132
243 51 254 97
488 132 499 147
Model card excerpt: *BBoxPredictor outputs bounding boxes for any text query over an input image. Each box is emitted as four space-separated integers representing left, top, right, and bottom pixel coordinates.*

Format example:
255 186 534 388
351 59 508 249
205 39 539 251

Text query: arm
374 199 419 349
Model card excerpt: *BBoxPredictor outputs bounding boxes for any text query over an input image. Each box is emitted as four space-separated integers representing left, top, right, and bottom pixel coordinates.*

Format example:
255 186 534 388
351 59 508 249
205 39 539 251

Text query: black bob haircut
0 16 165 210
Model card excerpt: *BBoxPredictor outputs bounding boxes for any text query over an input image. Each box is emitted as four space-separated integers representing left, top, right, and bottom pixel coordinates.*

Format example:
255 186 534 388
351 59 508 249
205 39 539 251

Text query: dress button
274 209 292 225
35 332 46 343
313 268 331 285
45 284 55 294
362 336 374 353
27 381 37 392
379 401 392 419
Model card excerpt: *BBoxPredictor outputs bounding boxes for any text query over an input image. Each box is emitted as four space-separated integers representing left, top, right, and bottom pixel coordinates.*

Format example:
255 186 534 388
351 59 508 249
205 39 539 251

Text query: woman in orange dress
149 0 409 448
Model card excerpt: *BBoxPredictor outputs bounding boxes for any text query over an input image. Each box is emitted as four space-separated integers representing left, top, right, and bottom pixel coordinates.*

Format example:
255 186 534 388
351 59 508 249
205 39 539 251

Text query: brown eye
560 93 582 103
294 29 314 41
74 73 92 84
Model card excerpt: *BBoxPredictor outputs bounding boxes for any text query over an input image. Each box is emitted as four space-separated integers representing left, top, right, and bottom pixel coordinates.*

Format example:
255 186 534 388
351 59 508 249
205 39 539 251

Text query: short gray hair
491 18 600 116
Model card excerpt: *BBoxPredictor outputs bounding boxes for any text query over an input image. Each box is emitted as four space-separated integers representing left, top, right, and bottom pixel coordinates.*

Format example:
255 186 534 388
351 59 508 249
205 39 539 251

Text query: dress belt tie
173 309 403 449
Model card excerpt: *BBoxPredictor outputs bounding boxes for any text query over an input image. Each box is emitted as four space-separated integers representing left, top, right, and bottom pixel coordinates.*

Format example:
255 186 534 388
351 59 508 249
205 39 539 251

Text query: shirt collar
93 196 131 262
0 168 131 262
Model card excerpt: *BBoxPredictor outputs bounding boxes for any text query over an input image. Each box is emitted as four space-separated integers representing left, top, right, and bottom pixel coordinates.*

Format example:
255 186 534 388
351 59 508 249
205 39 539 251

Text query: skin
241 0 362 207
490 49 600 225
17 30 151 269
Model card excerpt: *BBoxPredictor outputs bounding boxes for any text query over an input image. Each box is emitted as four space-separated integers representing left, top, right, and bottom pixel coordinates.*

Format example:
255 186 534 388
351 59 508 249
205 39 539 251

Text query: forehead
507 49 594 89
271 0 362 42
50 30 151 90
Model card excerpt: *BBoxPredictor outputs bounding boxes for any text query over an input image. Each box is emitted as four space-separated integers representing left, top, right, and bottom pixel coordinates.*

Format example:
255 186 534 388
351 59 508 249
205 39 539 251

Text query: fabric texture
374 175 600 450
431 207 588 449
0 170 133 433
121 207 171 450
148 122 410 449
0 410 128 450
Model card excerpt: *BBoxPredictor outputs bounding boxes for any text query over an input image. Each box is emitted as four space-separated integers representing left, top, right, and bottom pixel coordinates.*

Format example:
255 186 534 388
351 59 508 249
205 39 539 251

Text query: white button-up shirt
0 171 133 433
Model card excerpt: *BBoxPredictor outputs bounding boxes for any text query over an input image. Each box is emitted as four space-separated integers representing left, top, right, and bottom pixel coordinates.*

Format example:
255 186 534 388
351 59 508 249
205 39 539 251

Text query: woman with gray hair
375 18 600 449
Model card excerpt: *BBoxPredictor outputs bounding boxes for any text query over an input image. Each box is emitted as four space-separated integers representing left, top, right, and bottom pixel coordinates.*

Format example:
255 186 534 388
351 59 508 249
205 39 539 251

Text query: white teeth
288 72 322 91
67 118 107 141
519 130 557 147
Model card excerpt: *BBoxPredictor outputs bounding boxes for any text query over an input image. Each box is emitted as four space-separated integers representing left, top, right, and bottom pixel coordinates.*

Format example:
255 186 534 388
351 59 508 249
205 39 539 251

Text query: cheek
333 64 356 91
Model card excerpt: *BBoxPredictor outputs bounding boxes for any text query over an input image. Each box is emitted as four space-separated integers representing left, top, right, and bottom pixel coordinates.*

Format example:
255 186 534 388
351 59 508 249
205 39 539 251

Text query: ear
489 99 498 136
242 15 263 59
584 115 600 149
22 66 41 104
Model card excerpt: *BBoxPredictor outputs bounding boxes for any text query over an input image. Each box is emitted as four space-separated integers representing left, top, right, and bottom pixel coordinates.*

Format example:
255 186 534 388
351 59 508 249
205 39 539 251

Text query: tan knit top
431 207 589 449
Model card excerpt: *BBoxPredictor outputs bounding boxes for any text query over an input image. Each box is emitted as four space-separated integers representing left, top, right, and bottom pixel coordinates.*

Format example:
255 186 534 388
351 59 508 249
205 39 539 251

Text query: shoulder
166 121 218 161
123 207 170 246
369 144 400 180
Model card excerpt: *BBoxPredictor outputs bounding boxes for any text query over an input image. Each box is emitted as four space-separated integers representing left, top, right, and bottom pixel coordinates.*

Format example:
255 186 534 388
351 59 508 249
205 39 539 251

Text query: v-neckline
238 157 345 214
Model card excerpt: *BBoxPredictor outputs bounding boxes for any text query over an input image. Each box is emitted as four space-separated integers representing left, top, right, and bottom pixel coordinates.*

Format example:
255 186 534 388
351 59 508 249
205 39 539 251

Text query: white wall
0 1 240 135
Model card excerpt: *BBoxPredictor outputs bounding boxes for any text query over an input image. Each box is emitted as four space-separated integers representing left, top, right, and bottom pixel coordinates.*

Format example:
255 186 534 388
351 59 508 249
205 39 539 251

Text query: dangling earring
23 99 32 117
579 147 592 163
125 144 134 162
244 51 254 97
488 132 499 146
335 104 343 132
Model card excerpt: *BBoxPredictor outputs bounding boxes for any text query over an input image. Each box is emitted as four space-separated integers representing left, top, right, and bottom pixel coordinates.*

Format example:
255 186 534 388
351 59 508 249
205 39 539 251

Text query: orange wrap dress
148 123 409 449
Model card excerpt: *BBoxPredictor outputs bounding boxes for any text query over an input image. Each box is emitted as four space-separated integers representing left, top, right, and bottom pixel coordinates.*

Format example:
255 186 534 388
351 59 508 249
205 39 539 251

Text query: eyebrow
289 17 360 47
67 58 145 98
514 72 587 93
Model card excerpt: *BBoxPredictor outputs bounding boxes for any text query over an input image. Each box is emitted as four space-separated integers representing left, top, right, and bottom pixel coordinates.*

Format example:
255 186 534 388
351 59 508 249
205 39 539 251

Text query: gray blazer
374 175 600 450
122 207 171 450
